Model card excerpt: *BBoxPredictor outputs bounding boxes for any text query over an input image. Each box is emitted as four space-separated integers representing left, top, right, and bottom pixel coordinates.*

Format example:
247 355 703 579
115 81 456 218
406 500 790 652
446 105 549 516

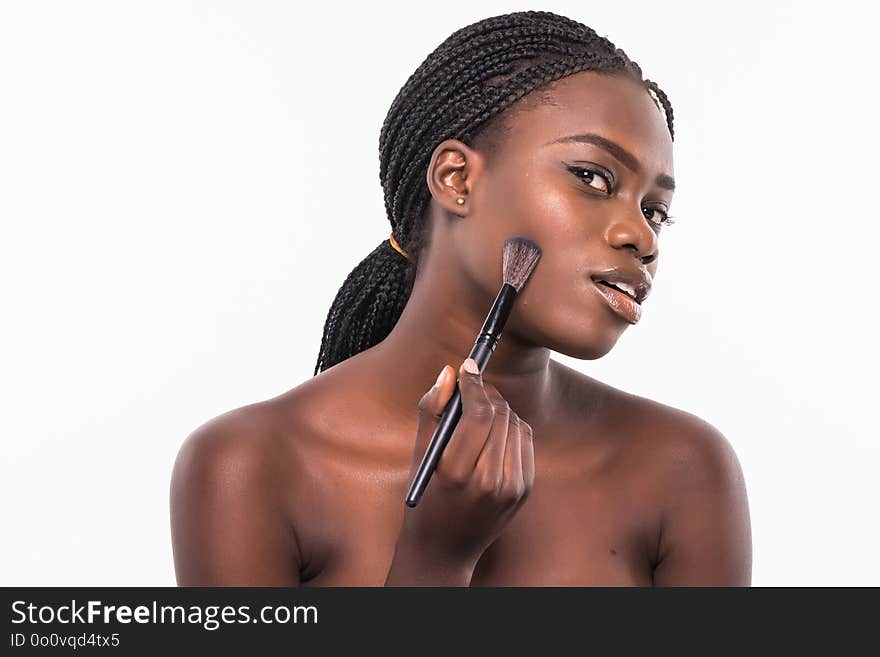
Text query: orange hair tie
388 233 410 260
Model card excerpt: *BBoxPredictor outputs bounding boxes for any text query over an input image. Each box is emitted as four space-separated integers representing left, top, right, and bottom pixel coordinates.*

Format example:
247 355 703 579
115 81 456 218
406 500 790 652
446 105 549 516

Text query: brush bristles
502 236 542 293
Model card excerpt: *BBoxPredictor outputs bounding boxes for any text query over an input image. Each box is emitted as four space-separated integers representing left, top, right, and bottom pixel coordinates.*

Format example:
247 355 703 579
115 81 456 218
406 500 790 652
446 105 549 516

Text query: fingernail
463 358 480 374
434 366 446 388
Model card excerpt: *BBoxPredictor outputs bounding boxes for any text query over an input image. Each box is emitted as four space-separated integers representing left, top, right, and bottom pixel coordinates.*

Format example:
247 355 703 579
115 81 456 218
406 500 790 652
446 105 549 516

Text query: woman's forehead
503 71 673 164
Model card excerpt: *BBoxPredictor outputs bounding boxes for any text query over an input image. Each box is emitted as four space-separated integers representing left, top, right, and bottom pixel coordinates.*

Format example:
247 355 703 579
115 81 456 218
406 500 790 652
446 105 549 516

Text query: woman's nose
603 210 658 265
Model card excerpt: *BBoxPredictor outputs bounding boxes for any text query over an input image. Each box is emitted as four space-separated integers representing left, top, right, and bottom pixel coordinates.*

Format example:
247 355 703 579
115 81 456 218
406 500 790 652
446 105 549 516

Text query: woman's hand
388 358 535 582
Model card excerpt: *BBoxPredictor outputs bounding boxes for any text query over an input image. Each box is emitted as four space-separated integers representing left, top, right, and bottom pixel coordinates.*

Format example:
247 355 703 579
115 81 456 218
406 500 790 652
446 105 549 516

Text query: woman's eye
567 165 611 194
643 207 676 229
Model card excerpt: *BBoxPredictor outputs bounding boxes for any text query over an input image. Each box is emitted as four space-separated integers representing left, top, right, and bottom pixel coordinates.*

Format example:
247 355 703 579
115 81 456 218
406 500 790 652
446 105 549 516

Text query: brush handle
405 283 518 508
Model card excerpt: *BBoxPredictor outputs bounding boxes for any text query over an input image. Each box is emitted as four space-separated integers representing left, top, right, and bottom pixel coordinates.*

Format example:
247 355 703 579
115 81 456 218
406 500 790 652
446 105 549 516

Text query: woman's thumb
414 365 454 453
418 365 453 416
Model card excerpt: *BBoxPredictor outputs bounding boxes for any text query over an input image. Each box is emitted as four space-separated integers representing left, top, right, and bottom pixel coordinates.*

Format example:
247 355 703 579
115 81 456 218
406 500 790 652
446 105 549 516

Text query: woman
170 10 752 586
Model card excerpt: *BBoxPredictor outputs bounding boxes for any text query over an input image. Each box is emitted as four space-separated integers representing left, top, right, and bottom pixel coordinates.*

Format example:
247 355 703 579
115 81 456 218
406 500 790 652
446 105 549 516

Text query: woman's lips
591 279 642 324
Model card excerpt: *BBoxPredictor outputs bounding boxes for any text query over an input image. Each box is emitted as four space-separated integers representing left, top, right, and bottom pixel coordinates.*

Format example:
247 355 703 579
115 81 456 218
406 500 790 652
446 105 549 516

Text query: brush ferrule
473 283 517 352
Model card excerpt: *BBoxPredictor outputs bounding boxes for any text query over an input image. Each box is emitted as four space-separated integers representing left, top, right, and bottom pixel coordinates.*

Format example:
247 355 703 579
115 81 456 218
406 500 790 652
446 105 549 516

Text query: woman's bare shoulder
617 388 743 486
171 369 341 482
569 372 752 586
173 403 280 485
171 357 379 510
169 370 352 585
551 358 744 486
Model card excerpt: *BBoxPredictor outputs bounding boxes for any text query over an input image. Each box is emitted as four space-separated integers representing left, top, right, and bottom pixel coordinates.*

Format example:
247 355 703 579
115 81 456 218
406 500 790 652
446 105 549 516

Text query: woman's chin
539 323 626 360
561 338 620 361
508 305 628 359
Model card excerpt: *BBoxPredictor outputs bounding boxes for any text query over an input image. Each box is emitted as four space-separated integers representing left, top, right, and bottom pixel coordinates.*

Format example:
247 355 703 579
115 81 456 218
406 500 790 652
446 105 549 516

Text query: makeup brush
405 235 542 508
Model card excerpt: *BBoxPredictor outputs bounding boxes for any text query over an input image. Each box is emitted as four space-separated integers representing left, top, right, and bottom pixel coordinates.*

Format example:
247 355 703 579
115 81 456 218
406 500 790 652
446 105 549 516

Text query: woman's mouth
590 279 642 324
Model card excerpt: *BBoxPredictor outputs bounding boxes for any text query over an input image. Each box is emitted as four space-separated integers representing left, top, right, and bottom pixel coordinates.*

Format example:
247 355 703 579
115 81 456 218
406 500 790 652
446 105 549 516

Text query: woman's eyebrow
544 132 675 191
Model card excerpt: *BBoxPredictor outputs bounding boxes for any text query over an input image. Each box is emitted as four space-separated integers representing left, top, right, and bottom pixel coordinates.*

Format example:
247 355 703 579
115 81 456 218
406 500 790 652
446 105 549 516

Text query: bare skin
170 71 752 586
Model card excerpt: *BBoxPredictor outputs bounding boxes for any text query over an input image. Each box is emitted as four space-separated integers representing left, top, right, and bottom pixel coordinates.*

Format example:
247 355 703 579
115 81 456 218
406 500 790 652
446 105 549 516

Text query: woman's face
456 70 674 360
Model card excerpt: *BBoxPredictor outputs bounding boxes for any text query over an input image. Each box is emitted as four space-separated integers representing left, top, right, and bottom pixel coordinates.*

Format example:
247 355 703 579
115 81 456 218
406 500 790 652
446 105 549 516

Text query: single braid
314 10 675 374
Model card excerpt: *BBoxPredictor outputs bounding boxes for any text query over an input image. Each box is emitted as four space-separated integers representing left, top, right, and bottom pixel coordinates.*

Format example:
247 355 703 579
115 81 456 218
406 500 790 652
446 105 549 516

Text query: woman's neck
360 254 558 432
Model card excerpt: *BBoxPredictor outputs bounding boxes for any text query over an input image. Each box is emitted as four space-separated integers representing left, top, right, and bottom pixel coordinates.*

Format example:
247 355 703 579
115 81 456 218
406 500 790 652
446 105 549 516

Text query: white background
1 1 877 586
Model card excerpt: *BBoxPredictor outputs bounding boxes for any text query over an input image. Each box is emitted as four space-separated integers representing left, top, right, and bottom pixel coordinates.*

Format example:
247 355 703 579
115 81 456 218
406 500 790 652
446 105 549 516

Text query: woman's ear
426 139 484 216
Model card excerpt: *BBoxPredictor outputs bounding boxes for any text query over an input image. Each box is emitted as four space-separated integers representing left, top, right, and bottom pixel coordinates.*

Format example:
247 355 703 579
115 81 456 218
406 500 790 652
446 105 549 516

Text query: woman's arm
651 416 753 586
170 414 302 586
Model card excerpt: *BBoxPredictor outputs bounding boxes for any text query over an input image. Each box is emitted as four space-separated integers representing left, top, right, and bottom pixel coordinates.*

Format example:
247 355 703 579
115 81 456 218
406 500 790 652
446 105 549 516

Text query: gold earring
456 197 465 205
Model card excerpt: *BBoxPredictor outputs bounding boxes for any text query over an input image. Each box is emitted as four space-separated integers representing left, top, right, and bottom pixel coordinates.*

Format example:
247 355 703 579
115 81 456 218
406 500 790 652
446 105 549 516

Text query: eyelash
565 164 676 229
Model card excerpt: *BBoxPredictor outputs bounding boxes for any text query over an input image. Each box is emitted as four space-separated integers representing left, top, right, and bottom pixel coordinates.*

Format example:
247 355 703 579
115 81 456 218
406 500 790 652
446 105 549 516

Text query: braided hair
313 10 674 375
